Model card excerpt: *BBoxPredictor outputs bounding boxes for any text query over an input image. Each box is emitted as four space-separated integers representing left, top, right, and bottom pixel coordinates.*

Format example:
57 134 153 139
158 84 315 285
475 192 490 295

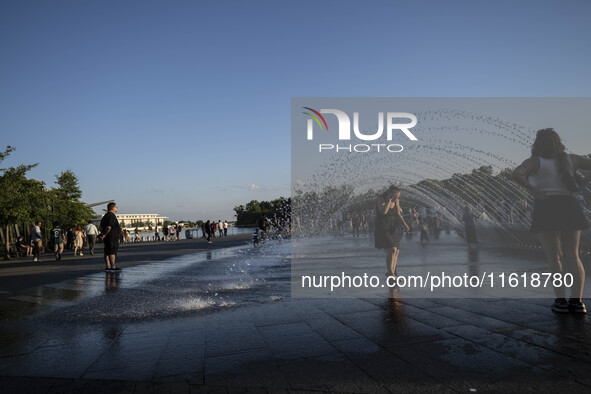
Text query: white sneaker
80 253 84 256
33 257 38 262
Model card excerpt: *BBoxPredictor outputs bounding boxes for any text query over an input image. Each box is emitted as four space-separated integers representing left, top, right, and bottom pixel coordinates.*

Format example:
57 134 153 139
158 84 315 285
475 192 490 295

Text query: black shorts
104 239 119 255
531 195 589 233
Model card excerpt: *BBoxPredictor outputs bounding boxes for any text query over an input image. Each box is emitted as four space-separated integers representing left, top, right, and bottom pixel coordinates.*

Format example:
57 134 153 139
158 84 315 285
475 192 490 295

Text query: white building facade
113 214 168 229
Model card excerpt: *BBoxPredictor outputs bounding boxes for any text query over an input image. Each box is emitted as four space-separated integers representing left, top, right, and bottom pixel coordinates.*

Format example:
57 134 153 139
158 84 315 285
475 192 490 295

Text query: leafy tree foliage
233 197 291 225
0 147 95 258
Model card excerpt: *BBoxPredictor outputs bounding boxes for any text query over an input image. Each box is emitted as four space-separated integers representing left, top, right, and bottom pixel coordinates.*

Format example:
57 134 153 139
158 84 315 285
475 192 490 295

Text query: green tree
0 146 46 258
50 170 96 228
233 197 291 225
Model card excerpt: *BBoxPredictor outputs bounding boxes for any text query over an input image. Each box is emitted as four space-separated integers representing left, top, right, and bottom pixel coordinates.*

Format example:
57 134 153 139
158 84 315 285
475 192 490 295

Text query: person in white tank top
513 128 591 313
527 156 574 196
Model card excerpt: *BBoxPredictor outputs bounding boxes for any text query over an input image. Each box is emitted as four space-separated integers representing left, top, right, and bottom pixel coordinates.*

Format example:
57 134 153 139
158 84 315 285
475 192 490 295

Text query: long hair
383 185 400 199
531 128 578 192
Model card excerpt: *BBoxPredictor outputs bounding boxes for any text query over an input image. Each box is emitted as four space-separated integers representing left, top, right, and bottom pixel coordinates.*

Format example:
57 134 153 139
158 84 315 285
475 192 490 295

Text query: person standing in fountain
99 202 122 271
513 128 591 313
462 206 482 248
375 186 410 278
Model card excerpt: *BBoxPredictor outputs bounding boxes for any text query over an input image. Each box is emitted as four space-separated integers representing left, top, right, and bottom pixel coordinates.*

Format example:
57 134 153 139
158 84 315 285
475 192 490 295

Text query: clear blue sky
1 0 590 220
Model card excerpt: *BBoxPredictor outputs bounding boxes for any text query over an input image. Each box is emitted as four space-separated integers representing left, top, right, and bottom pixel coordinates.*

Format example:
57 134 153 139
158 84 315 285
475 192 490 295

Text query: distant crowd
19 220 102 262
15 219 234 262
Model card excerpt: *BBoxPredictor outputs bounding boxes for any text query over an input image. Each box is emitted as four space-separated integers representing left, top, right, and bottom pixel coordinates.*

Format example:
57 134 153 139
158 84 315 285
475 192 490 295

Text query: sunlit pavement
1 233 591 393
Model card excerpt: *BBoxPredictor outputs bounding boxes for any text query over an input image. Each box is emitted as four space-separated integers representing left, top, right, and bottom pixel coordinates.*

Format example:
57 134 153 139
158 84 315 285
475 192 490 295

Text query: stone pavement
1 236 591 393
2 296 591 393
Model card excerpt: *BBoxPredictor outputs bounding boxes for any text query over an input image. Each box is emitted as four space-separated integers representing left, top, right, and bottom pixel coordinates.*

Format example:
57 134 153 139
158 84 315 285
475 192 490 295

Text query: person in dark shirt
99 202 122 271
205 220 212 243
50 224 66 261
15 235 32 256
66 227 74 250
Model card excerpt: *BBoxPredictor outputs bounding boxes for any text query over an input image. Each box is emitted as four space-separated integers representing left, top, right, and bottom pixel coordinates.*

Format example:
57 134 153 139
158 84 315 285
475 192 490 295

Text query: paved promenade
1 234 591 393
0 234 253 296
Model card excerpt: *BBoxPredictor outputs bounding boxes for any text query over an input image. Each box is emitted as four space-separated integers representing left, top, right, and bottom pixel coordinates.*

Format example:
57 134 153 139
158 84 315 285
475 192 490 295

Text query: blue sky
1 0 591 220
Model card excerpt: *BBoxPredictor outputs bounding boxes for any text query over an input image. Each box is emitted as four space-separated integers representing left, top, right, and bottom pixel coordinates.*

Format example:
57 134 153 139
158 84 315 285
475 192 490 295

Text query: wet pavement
1 234 591 393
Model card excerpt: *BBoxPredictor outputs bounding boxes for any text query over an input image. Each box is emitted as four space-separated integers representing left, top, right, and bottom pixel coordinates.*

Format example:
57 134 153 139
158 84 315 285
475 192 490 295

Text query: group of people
201 220 229 243
335 210 376 237
18 220 101 262
375 129 590 314
252 213 292 246
157 223 184 242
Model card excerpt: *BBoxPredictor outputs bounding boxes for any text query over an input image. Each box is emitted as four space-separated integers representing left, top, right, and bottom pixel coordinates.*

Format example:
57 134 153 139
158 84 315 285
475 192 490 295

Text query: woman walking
73 226 85 257
375 186 410 278
513 128 591 313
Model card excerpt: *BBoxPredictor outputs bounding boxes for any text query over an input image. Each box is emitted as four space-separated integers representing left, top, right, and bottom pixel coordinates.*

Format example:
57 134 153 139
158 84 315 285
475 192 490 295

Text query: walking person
335 210 343 236
73 226 85 256
223 220 228 236
85 220 99 255
99 202 122 271
253 228 260 246
351 212 360 237
412 207 418 227
50 223 66 261
176 223 182 240
462 206 483 248
205 220 212 244
31 221 43 262
513 128 591 313
375 186 410 278
66 227 74 250
218 220 223 237
419 215 430 243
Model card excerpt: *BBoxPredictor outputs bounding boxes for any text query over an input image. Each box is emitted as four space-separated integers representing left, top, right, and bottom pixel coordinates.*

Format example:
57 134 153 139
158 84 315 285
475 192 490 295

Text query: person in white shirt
31 221 43 262
85 221 99 255
223 220 228 236
513 128 591 314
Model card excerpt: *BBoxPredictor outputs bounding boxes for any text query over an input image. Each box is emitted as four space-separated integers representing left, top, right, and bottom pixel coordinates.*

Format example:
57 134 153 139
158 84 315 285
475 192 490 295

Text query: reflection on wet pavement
0 236 590 392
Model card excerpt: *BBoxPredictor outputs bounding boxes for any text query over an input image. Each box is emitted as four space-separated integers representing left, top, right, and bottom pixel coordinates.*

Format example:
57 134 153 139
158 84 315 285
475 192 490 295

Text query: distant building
100 213 168 229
